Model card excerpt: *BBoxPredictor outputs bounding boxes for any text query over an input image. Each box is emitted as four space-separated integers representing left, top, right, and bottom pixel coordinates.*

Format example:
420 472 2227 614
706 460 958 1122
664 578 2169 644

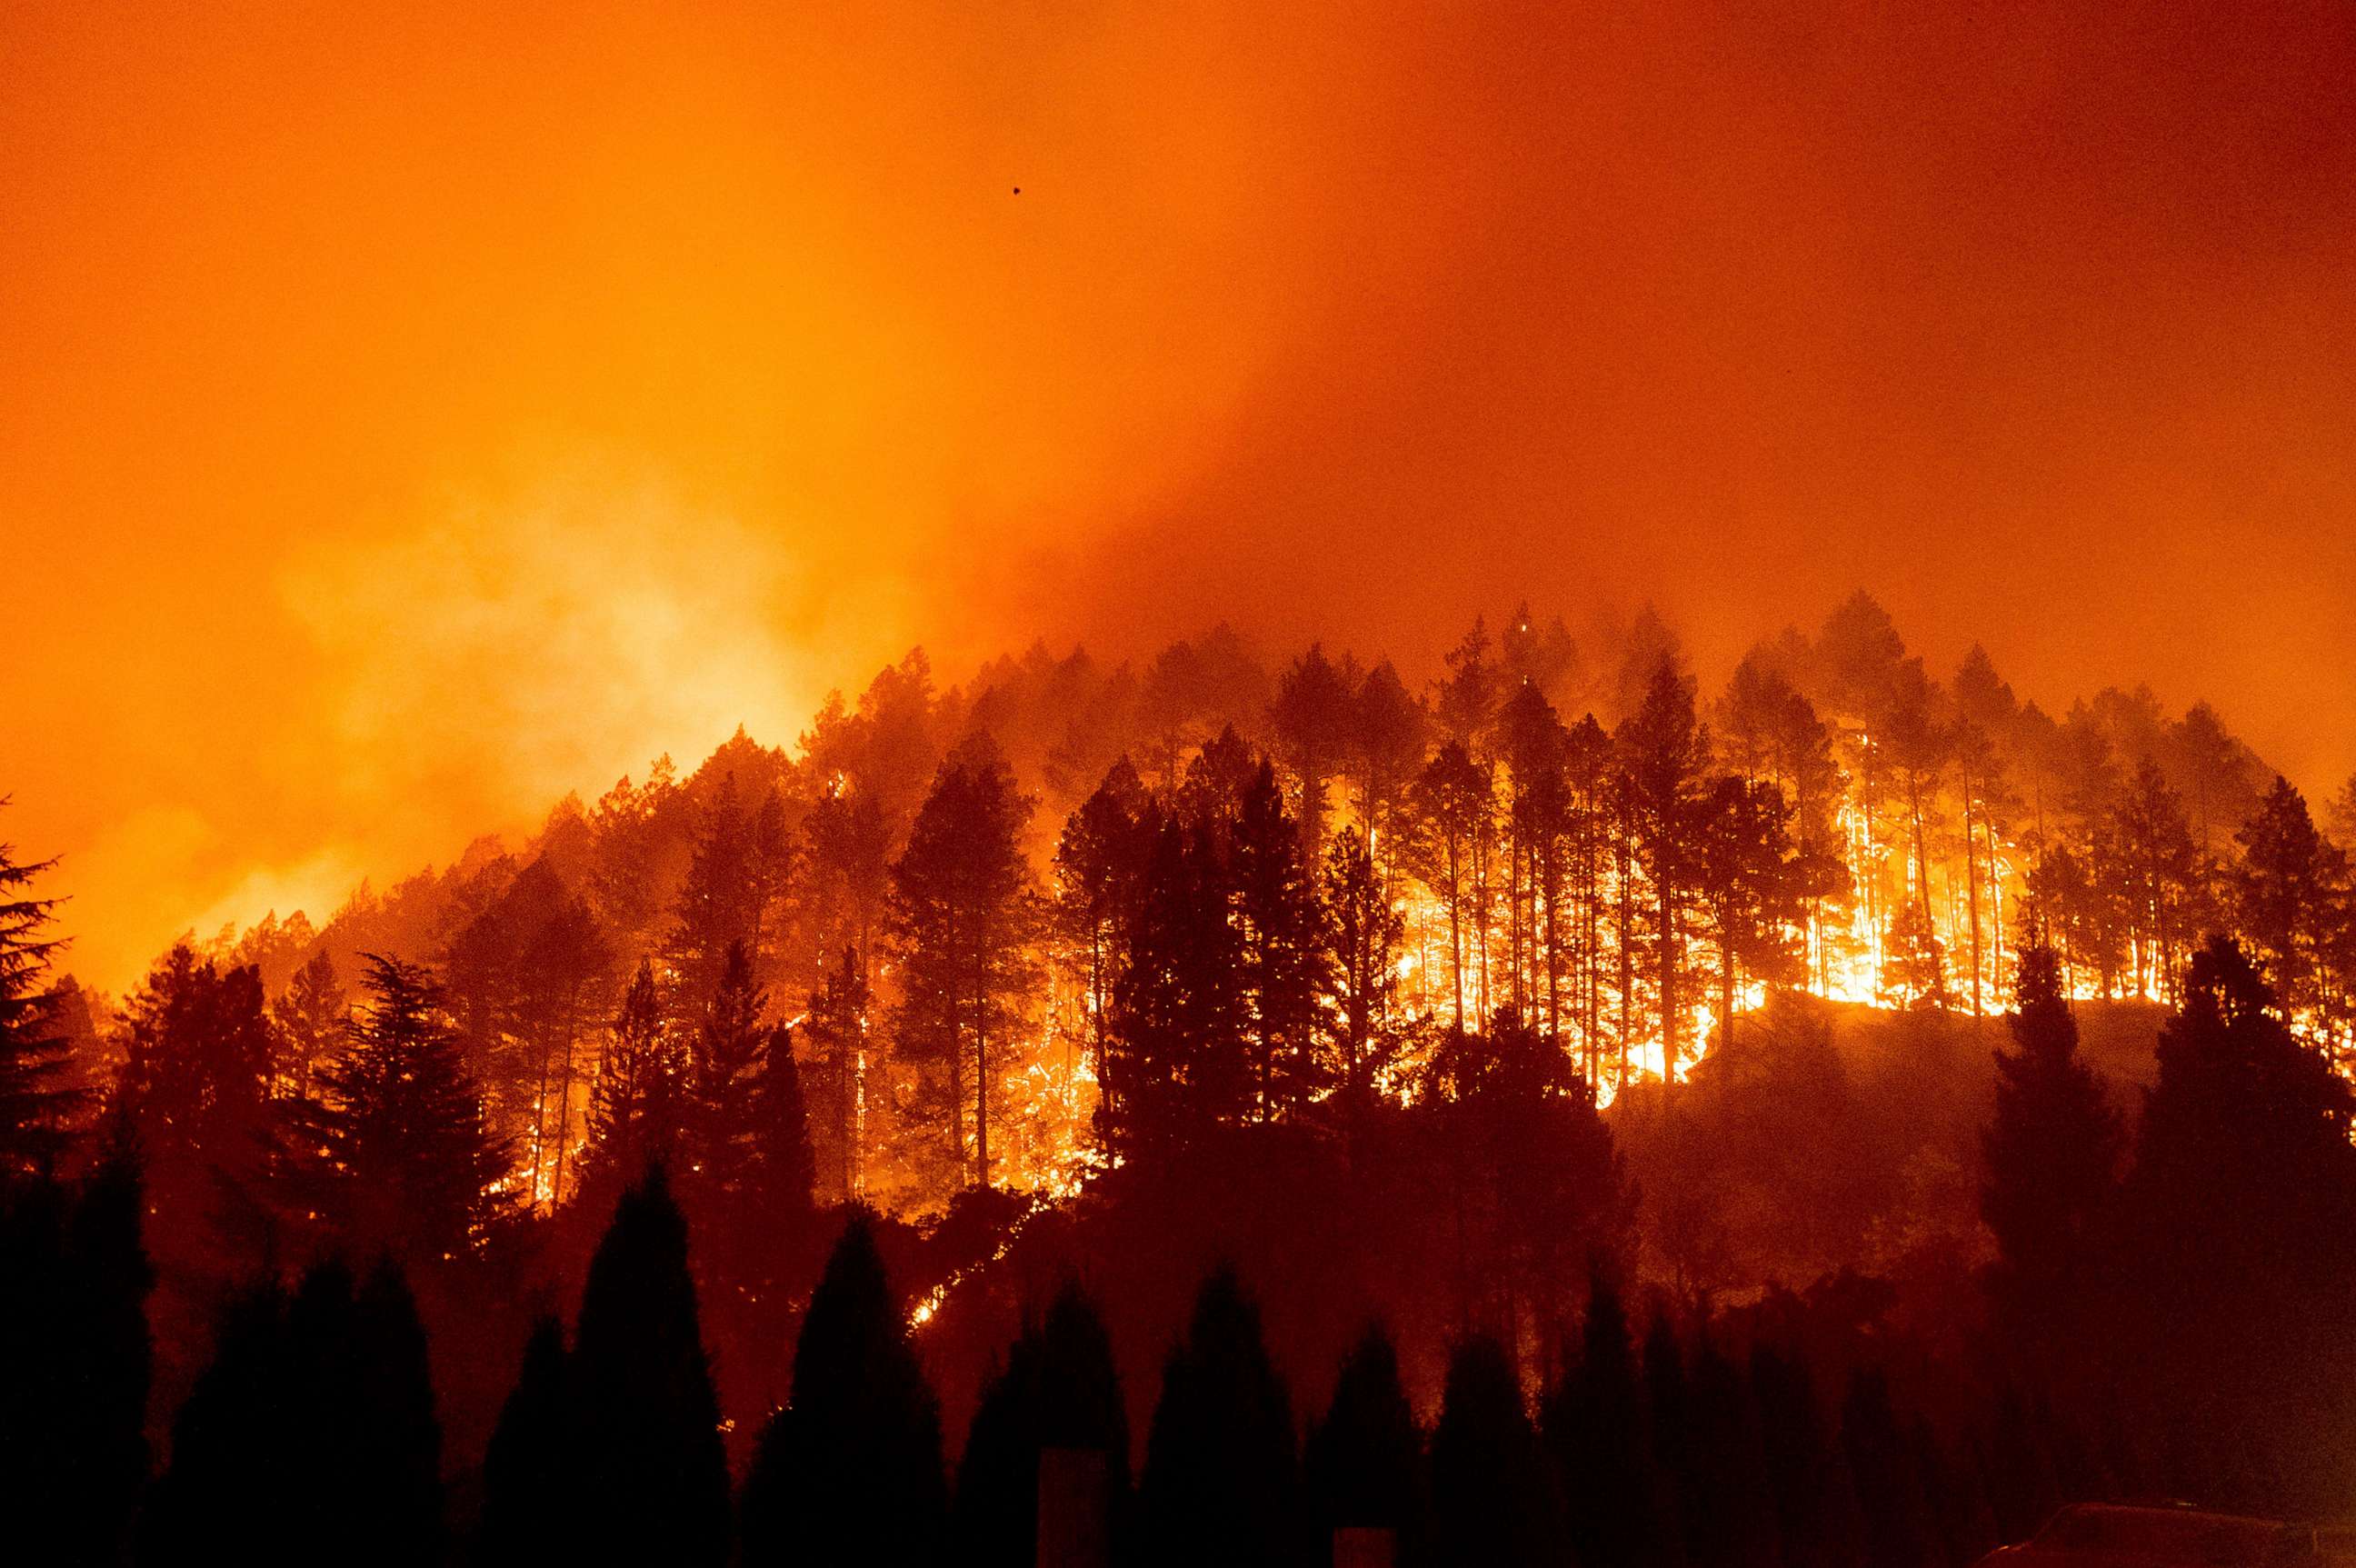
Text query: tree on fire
889 735 1041 1192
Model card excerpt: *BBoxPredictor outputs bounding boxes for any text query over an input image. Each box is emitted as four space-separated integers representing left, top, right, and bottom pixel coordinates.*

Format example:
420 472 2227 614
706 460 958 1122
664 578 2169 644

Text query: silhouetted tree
1319 827 1404 1132
2112 936 2356 1513
744 1212 947 1567
476 1315 572 1567
273 947 347 1101
1233 761 1331 1121
308 954 510 1265
1546 1265 1679 1568
1751 1343 1863 1568
578 957 681 1206
1619 662 1711 1071
569 1168 731 1566
144 1257 444 1568
1841 1369 1937 1568
1686 1336 1781 1568
954 1279 1131 1568
0 1136 153 1565
1979 946 2120 1372
1304 1323 1425 1564
0 804 80 1174
1431 1333 1564 1568
890 736 1040 1191
1139 1267 1300 1568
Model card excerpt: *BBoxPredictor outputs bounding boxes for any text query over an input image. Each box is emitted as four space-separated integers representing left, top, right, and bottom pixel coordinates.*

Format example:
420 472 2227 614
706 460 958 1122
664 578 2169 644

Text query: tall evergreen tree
889 736 1040 1191
570 1167 731 1566
0 804 79 1174
954 1280 1131 1568
1545 1265 1680 1568
1304 1323 1425 1563
743 1211 948 1568
0 1137 153 1565
1138 1267 1301 1568
2113 936 2356 1513
272 947 348 1102
579 957 682 1205
1979 946 2121 1370
475 1315 573 1567
309 954 510 1265
1618 662 1712 1073
1431 1333 1564 1568
1233 761 1332 1122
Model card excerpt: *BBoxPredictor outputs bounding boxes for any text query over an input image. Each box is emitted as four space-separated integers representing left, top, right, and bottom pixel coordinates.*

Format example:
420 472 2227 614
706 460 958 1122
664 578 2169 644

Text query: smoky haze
5 1 2352 989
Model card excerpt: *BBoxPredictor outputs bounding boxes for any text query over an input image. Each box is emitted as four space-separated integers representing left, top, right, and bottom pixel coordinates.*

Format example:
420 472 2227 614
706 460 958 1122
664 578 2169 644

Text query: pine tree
570 1168 732 1566
1304 1323 1425 1563
1431 1333 1564 1568
1979 946 2120 1368
1687 1336 1781 1568
273 947 348 1101
889 736 1040 1191
310 954 511 1265
1618 661 1712 1072
0 1137 153 1565
683 939 767 1203
1545 1264 1680 1568
1138 1266 1300 1568
743 1211 948 1567
1841 1369 1937 1568
0 804 80 1174
953 1280 1131 1568
2114 936 2356 1513
580 958 682 1204
476 1315 573 1567
1233 761 1332 1122
802 944 872 1203
1319 827 1404 1130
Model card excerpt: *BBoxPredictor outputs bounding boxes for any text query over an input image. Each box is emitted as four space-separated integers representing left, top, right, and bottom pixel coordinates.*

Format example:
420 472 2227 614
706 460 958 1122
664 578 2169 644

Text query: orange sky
6 2 2354 992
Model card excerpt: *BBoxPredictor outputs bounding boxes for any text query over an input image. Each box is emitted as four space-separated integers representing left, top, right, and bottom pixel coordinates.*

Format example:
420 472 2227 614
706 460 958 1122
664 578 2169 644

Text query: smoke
8 1 2353 989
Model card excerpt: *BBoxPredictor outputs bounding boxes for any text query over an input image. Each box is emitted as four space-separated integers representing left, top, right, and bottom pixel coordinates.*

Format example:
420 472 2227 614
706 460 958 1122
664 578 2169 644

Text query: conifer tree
743 1212 947 1567
1687 1337 1781 1568
2115 936 2356 1513
1841 1369 1937 1568
1618 661 1712 1071
954 1280 1131 1568
476 1315 573 1567
1304 1323 1425 1563
1545 1265 1680 1568
1138 1267 1300 1568
0 805 79 1174
1979 946 2120 1366
889 736 1040 1191
802 944 872 1203
0 1137 153 1565
1432 1333 1565 1568
1320 826 1404 1124
580 957 680 1203
310 954 510 1265
273 947 348 1101
570 1168 731 1566
1233 761 1332 1121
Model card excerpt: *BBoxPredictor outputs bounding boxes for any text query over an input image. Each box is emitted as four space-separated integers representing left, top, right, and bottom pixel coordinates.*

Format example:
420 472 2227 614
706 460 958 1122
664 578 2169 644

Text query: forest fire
8 0 2356 1562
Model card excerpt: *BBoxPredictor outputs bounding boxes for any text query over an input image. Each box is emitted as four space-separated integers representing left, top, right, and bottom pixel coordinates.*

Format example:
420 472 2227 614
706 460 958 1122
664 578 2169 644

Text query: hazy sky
6 2 2353 989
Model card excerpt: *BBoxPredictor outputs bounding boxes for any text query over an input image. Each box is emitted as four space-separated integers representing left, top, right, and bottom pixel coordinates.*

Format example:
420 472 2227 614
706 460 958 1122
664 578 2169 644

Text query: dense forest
5 590 2355 1560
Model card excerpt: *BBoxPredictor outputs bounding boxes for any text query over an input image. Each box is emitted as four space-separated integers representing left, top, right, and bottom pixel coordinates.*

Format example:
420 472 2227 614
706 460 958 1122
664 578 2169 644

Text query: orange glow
6 4 2355 990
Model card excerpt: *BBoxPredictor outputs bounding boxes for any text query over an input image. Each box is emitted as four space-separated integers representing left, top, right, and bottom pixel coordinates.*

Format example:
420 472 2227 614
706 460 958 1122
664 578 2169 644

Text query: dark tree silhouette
954 1279 1131 1568
1233 760 1332 1122
1303 1323 1426 1563
1138 1267 1301 1568
890 736 1040 1191
0 1136 153 1565
475 1314 572 1567
743 1211 947 1568
1840 1369 1937 1568
1979 945 2121 1371
307 954 510 1265
568 1167 731 1566
143 1258 444 1568
2112 935 2356 1514
1431 1333 1565 1568
1546 1265 1680 1568
0 804 80 1176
